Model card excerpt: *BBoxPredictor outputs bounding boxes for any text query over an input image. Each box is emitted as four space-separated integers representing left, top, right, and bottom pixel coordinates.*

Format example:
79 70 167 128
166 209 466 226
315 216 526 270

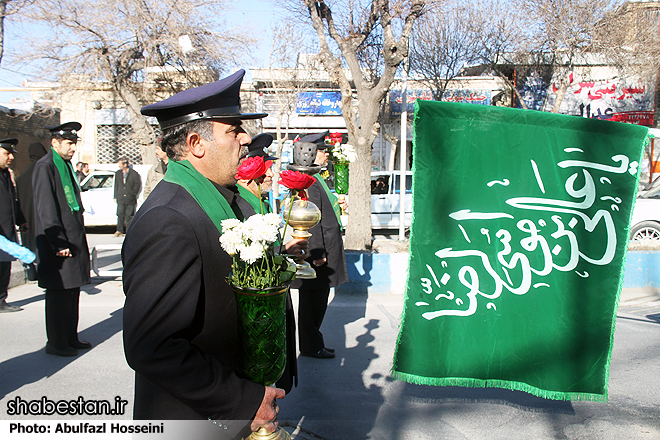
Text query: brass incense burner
282 197 321 279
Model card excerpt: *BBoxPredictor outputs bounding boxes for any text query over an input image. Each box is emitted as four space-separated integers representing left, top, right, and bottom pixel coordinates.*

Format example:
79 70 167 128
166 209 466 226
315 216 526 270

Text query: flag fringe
390 370 608 402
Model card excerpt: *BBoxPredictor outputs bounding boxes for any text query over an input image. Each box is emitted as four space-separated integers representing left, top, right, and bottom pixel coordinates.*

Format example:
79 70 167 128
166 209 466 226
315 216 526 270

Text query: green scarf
313 173 342 230
163 160 236 233
237 184 272 215
51 148 80 212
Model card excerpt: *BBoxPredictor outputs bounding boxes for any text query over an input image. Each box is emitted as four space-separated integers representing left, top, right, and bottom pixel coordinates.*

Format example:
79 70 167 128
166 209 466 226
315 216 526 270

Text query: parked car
370 171 412 229
79 165 150 227
630 177 660 240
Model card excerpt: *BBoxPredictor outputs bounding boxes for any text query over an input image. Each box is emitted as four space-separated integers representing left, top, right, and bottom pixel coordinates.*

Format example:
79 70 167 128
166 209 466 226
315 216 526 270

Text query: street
0 230 658 439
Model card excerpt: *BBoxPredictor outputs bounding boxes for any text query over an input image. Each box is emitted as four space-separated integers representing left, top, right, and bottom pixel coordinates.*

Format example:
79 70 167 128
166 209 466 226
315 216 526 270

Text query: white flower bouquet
220 213 296 289
329 143 357 163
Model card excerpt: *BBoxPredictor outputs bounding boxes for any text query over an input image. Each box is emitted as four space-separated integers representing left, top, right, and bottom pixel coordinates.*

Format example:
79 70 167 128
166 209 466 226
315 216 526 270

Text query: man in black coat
33 122 91 357
291 133 349 359
113 156 141 237
122 70 284 439
0 139 27 312
16 142 48 254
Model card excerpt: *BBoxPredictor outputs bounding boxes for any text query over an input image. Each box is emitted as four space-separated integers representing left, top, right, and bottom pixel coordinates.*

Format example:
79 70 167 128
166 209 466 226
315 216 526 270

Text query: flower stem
257 182 264 215
279 191 296 254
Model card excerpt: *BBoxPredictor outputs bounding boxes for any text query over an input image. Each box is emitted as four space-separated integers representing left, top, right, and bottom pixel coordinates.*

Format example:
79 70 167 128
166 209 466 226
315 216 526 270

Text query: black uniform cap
246 133 278 161
46 122 82 142
140 69 267 130
299 131 330 149
0 138 18 154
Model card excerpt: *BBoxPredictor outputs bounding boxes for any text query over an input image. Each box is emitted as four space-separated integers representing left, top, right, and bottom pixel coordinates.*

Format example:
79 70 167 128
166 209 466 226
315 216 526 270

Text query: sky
0 0 288 106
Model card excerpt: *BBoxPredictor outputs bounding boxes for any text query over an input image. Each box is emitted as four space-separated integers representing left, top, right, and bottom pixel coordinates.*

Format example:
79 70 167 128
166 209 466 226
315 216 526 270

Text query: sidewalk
1 272 658 439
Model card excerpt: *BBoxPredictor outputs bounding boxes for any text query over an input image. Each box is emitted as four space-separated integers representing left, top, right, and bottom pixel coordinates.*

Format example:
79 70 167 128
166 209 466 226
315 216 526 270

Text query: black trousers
45 288 81 349
0 261 11 303
116 202 136 233
297 286 330 355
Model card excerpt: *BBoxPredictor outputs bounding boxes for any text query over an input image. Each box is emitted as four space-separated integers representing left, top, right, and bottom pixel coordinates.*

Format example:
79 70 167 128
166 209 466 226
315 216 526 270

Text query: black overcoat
291 177 348 290
32 151 90 289
122 181 264 437
114 168 141 204
16 143 47 253
0 169 26 262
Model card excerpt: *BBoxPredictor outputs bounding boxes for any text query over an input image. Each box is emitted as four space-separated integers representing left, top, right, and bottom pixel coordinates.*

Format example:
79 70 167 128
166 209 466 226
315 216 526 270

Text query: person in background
80 163 89 182
113 157 141 237
75 162 84 182
292 132 348 359
143 144 168 199
235 133 278 215
16 142 47 255
0 139 27 312
33 122 91 356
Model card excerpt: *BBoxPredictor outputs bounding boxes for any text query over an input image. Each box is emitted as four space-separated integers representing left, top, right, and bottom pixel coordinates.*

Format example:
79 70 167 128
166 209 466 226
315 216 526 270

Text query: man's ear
187 132 205 159
50 138 58 149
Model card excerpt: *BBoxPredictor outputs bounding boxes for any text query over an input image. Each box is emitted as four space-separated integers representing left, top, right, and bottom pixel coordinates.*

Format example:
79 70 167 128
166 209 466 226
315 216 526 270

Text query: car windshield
393 174 412 193
371 175 389 194
82 175 113 191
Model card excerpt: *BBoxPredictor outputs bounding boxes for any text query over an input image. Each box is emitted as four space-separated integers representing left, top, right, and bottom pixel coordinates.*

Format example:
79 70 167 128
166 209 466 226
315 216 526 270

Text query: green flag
392 100 648 401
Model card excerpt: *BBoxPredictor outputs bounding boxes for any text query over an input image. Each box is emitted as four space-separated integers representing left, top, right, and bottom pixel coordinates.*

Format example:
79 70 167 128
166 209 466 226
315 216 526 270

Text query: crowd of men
0 69 348 438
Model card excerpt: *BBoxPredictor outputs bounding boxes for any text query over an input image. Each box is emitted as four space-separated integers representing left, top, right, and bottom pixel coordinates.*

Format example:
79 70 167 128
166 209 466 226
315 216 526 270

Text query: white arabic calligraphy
418 154 634 320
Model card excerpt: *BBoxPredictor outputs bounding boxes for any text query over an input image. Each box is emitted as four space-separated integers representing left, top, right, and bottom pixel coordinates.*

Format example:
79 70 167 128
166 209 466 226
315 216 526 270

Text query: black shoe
71 340 92 350
0 301 22 313
302 348 335 359
324 347 335 353
45 344 78 357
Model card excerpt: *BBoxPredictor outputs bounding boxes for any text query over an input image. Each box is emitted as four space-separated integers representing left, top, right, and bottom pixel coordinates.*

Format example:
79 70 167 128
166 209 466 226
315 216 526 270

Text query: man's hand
312 257 327 267
251 386 286 433
56 248 72 257
284 239 308 258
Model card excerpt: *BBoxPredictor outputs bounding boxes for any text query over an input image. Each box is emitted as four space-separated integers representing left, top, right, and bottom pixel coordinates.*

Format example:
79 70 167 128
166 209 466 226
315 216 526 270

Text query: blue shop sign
296 92 342 115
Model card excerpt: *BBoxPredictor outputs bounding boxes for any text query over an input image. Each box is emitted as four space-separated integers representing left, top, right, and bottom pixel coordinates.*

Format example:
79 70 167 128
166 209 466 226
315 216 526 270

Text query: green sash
313 173 342 230
51 148 80 212
163 160 236 233
237 184 272 215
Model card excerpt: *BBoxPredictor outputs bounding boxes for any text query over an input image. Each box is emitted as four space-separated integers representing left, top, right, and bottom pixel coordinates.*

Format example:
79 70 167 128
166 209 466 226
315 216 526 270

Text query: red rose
235 156 272 182
278 170 315 190
278 170 315 200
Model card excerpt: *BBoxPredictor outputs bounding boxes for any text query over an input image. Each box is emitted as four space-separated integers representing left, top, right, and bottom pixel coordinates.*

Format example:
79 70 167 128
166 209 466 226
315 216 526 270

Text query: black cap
299 131 329 149
46 122 81 141
0 138 18 154
140 69 267 129
246 133 278 161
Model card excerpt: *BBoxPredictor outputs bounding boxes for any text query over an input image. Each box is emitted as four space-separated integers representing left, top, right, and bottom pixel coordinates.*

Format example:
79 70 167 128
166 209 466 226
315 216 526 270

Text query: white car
370 171 412 229
80 165 150 227
630 178 660 240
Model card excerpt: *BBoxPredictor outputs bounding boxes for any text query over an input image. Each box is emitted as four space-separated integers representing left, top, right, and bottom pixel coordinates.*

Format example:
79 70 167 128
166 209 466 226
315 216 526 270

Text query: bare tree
16 0 254 163
595 1 660 81
409 1 485 100
297 0 426 251
0 0 7 66
262 26 320 200
513 0 624 113
0 0 33 66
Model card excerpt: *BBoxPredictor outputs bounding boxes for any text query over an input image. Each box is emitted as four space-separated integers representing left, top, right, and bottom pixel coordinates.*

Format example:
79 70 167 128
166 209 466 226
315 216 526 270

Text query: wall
0 108 60 175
